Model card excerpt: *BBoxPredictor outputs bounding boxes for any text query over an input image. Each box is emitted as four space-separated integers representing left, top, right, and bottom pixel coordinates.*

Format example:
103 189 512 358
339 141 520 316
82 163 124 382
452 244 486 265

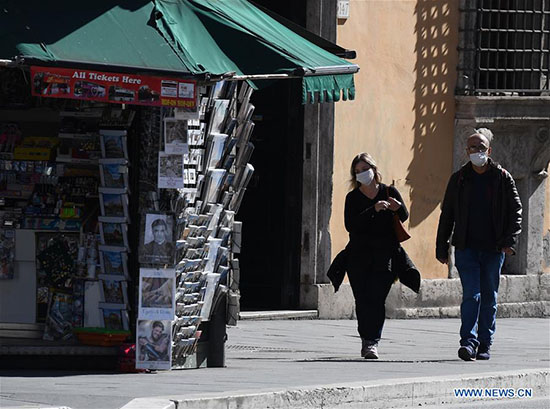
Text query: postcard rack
135 80 255 370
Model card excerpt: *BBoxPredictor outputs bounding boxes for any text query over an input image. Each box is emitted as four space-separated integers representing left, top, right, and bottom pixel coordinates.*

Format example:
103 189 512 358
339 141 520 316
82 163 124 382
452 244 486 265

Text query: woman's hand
374 200 390 212
388 197 402 211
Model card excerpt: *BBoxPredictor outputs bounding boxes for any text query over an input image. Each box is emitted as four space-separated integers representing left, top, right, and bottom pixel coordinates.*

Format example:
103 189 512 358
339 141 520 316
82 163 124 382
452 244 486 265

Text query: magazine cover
138 268 176 320
138 213 175 265
136 319 172 370
100 130 128 159
99 162 129 189
100 305 129 330
99 222 129 248
99 191 129 219
100 276 128 305
99 248 129 277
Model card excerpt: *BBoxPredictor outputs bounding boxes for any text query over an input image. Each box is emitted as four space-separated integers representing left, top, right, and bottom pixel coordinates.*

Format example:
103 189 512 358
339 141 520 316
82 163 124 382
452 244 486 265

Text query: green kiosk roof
0 0 358 103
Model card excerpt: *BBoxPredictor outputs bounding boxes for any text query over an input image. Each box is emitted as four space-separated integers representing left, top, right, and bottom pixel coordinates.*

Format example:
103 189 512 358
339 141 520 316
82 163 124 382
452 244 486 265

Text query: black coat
436 159 522 260
327 246 421 294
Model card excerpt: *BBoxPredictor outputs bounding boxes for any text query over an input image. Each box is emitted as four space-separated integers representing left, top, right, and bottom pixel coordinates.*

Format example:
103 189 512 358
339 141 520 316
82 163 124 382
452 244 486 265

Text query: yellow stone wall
332 0 459 279
545 176 550 273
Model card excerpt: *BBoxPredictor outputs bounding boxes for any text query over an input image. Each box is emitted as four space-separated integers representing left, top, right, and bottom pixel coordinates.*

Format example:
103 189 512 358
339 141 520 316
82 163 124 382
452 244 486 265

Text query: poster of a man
139 214 174 265
136 320 171 370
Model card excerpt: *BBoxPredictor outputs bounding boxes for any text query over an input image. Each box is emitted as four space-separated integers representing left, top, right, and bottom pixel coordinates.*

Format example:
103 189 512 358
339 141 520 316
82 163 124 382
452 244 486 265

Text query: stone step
389 301 550 319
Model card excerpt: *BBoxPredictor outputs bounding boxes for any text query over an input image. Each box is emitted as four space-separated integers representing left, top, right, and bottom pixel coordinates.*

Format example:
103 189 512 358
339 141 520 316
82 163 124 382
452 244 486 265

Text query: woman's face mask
356 168 374 186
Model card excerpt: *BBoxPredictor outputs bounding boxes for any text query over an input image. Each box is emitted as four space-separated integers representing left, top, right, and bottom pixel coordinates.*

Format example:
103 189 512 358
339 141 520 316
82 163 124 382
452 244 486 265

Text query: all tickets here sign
31 66 197 110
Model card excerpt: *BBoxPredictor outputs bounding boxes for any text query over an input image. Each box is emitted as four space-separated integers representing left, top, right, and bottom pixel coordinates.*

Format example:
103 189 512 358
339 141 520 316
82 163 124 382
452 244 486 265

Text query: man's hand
502 247 514 255
437 257 448 265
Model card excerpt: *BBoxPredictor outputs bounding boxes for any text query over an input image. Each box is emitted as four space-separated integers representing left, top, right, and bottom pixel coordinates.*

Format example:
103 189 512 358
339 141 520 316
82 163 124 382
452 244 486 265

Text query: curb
238 310 318 320
121 369 549 409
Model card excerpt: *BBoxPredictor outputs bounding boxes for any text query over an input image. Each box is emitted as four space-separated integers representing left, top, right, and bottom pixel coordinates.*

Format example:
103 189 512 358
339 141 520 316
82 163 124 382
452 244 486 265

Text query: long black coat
327 246 421 294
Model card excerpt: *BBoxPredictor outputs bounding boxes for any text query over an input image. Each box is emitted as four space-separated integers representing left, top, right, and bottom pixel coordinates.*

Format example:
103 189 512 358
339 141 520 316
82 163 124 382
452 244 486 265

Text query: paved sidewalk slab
1 318 548 409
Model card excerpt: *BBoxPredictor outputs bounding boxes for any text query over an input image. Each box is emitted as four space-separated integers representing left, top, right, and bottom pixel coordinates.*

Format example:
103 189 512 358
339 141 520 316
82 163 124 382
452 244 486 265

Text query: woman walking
344 153 409 359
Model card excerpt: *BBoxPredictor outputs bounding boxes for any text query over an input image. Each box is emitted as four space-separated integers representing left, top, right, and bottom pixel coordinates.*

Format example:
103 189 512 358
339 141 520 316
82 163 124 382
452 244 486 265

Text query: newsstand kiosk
0 65 251 370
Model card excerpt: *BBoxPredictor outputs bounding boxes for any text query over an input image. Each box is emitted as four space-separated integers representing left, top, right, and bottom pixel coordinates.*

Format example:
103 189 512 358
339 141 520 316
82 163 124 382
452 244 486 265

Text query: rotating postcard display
97 128 130 330
136 80 255 370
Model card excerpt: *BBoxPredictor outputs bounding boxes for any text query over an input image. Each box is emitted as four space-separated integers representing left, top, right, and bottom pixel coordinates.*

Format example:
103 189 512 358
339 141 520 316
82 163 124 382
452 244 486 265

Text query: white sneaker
361 339 379 359
363 345 379 359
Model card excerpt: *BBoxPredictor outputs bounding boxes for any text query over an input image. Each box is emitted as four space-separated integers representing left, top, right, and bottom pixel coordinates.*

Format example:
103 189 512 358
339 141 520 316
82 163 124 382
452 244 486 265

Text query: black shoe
476 344 491 360
458 345 476 361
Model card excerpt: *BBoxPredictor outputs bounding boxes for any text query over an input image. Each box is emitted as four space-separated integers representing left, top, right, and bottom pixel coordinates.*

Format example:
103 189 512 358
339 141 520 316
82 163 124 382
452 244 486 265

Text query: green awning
0 0 358 103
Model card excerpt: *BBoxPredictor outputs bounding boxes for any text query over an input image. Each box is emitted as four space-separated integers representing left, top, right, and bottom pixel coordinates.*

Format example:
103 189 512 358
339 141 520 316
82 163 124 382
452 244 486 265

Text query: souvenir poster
100 276 128 305
0 228 15 279
100 130 128 159
136 319 172 370
99 249 129 277
164 118 189 155
138 213 174 265
43 291 74 341
99 222 129 248
138 268 176 320
99 191 129 219
158 152 184 189
100 305 129 330
99 162 129 189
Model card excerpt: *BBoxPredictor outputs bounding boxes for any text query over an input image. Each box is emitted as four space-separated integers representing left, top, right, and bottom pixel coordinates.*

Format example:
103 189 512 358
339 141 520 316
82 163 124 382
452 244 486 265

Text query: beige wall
332 0 459 279
545 176 550 273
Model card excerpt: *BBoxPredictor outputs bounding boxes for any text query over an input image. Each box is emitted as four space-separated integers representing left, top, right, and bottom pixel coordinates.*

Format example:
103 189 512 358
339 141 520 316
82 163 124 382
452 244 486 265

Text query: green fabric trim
302 74 355 104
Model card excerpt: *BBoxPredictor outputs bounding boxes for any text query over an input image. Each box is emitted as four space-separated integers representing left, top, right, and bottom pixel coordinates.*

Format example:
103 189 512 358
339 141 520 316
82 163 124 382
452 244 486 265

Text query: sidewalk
0 318 548 409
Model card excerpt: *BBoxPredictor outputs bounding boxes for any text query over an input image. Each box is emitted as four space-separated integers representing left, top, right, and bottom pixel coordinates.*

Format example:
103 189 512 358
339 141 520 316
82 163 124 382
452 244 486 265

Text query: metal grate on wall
458 0 550 95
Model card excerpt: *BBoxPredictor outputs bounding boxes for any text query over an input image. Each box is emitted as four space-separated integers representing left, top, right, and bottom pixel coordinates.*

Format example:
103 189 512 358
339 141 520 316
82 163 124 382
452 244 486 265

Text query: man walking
436 128 522 361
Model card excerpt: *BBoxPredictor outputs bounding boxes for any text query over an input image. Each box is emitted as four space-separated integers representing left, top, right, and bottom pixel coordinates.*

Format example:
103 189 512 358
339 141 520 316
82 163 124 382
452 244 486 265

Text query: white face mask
470 152 488 167
356 168 375 186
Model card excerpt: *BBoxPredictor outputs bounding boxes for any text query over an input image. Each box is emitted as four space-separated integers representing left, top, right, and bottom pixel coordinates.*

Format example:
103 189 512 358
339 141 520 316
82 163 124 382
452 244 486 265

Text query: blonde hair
349 152 382 190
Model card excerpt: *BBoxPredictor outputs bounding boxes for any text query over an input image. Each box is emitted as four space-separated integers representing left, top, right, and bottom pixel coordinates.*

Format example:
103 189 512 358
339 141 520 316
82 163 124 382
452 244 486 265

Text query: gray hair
473 128 494 145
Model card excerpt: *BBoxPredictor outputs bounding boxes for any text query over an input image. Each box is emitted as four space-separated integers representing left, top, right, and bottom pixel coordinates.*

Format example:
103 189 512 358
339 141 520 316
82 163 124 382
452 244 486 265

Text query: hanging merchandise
0 228 15 279
36 235 79 289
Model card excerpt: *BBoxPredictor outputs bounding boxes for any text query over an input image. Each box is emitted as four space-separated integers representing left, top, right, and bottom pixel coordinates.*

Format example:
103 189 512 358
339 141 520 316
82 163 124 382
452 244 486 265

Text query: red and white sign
31 66 197 110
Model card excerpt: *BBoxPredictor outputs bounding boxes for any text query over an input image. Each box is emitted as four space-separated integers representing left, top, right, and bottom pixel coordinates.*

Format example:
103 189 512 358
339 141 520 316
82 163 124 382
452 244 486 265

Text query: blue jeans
455 248 505 348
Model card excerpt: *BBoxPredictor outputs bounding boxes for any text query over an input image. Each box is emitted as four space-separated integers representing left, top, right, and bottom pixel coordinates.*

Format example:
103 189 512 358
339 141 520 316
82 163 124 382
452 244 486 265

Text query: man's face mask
470 152 488 167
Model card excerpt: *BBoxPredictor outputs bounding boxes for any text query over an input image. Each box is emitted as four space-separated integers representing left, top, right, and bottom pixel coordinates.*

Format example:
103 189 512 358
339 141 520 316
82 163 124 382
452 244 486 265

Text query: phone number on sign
161 99 195 107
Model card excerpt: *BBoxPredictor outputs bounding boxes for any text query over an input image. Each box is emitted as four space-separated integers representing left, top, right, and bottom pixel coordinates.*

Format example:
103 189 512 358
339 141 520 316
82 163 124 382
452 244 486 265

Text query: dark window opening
458 0 549 94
